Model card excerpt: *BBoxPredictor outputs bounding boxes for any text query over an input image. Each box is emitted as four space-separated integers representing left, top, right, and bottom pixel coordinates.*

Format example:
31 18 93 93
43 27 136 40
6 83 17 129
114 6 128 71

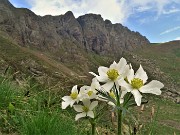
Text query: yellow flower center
109 91 116 99
131 78 143 89
107 69 119 81
82 106 89 112
70 92 78 99
87 91 93 96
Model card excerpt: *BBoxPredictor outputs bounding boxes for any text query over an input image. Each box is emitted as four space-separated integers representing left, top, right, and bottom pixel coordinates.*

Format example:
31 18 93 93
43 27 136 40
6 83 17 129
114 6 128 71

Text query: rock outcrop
0 0 149 55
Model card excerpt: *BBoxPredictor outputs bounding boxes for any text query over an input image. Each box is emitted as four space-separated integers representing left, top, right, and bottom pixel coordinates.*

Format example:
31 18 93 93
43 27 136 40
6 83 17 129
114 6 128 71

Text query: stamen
87 91 93 96
107 69 119 81
70 92 78 99
82 106 89 112
109 91 116 99
131 78 143 89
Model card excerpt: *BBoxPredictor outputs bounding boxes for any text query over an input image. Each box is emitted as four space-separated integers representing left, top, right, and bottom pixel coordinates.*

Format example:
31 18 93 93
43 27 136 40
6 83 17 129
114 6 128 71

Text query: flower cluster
62 57 164 121
62 78 100 120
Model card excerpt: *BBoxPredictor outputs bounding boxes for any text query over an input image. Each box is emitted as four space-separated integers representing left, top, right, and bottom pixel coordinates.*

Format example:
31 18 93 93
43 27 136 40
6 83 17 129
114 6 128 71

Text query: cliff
0 0 149 56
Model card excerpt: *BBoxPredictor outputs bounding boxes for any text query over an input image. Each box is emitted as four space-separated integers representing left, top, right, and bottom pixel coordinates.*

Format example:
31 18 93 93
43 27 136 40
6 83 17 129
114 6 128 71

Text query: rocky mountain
0 0 149 56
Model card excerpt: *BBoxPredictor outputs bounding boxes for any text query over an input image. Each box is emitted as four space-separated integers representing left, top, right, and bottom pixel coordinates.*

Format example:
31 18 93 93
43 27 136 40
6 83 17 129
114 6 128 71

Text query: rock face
0 0 149 55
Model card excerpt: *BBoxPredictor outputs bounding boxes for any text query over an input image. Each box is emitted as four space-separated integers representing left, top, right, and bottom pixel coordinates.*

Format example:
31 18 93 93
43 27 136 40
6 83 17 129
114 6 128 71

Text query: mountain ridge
0 0 149 56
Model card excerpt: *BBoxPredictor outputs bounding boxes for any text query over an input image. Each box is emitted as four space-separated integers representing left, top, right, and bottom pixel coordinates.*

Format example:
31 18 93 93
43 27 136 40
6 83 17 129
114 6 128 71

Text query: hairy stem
117 109 122 135
114 82 122 135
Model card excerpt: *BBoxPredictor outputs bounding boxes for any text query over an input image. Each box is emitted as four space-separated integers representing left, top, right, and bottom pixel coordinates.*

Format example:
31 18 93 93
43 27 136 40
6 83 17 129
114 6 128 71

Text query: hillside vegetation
134 41 180 86
0 36 113 85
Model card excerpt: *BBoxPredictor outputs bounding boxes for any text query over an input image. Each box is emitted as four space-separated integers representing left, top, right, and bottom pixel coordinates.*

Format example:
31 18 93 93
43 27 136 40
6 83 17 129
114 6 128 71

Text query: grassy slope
0 36 113 84
0 36 93 90
0 36 180 134
134 41 180 86
0 75 87 135
133 96 180 135
0 36 79 76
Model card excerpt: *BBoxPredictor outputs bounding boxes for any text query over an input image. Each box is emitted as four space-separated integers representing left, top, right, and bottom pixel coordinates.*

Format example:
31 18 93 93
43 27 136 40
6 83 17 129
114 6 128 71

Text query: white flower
79 78 100 100
61 85 80 109
119 65 164 106
89 57 128 92
73 99 98 121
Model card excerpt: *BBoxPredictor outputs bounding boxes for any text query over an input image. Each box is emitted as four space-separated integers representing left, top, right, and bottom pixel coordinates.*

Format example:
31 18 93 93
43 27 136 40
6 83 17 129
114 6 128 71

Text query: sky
9 0 180 43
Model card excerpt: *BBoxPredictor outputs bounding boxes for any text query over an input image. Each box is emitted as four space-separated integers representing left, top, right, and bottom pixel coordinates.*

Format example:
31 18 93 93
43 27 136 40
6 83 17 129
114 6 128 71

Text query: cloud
162 8 180 14
174 37 180 40
160 26 180 35
27 0 180 24
28 0 128 23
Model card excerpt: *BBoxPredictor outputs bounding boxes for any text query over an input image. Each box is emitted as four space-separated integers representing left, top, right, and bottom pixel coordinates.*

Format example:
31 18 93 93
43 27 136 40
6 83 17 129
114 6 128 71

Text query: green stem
90 119 96 135
91 122 95 135
114 82 122 135
117 108 122 135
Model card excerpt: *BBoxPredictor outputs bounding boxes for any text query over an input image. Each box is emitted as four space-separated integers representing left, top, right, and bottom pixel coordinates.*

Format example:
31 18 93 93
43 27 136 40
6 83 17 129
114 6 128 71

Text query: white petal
89 93 98 99
89 72 98 77
129 63 132 68
75 112 86 121
135 65 148 84
96 75 109 82
118 57 127 72
131 90 142 106
89 101 98 110
118 80 132 92
139 80 164 95
73 105 83 112
82 98 91 107
71 85 78 93
110 61 118 69
108 101 115 106
115 81 120 90
80 86 90 93
62 96 71 101
120 89 128 99
121 65 130 78
70 100 76 107
79 93 89 101
87 111 94 118
127 68 134 83
120 98 124 104
101 81 114 92
91 78 100 90
92 77 99 83
62 101 70 109
97 95 108 102
98 66 109 76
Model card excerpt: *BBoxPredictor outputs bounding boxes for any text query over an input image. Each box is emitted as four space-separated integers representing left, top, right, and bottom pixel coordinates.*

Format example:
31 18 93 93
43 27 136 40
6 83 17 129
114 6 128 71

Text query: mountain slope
124 41 180 103
0 35 114 88
0 35 180 135
135 41 180 86
0 35 84 87
0 0 179 102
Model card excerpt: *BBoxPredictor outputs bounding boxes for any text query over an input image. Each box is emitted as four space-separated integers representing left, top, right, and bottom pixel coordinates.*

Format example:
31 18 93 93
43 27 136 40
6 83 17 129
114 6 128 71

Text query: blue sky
9 0 180 43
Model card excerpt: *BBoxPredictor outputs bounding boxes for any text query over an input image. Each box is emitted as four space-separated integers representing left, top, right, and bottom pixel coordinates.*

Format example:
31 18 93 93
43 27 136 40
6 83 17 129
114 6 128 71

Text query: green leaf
8 102 15 113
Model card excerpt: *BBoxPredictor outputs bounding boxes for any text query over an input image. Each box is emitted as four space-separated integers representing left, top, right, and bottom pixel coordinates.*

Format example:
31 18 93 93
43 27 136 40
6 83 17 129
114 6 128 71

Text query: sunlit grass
0 75 87 135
